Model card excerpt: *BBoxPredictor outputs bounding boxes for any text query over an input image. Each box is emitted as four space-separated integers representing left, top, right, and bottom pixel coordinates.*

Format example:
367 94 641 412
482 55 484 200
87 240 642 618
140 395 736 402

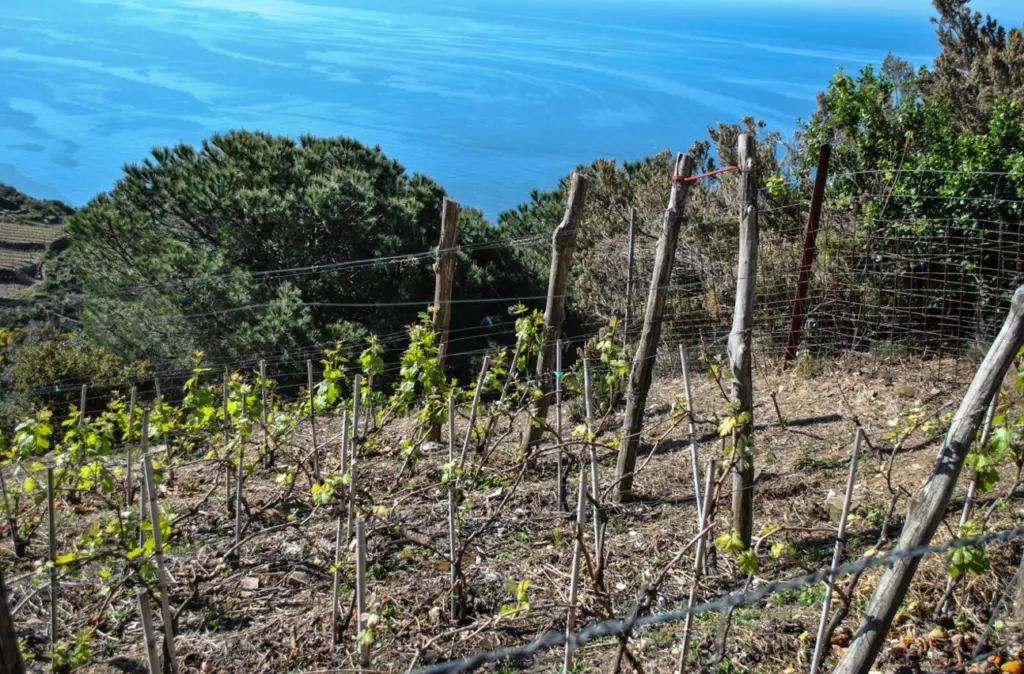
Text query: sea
2 0 1022 220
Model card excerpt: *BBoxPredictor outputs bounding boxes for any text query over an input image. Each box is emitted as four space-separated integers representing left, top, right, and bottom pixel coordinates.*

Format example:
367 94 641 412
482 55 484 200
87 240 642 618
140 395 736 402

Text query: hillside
0 183 73 299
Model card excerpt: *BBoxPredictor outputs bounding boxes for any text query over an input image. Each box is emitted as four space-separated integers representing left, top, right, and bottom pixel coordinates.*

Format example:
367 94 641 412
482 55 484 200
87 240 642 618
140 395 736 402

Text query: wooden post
46 466 57 648
784 144 831 363
235 425 244 548
677 457 717 674
153 379 170 469
307 360 320 481
729 134 759 548
0 567 26 674
811 428 862 674
614 153 695 503
520 172 589 455
563 464 588 672
582 359 602 566
355 518 369 668
139 409 150 548
430 198 460 441
679 345 703 518
447 393 459 622
624 207 637 342
143 447 179 673
126 386 137 509
835 286 1024 674
555 340 566 511
137 589 161 674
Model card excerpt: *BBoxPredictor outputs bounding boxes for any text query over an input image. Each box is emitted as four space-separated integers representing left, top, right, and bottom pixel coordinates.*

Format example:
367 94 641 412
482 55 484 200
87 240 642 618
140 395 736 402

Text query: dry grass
2 353 1023 674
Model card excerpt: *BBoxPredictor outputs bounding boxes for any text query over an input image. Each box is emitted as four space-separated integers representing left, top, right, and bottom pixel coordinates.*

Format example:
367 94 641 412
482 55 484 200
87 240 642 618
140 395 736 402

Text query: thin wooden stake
78 384 87 428
355 518 369 668
679 345 703 518
137 589 161 674
46 466 57 649
457 357 489 469
0 467 21 557
811 428 862 674
677 457 717 674
582 358 602 566
430 197 461 441
142 435 179 673
126 386 137 509
223 372 231 514
153 379 171 482
307 359 321 481
564 464 588 672
447 393 459 622
340 411 350 477
260 360 270 466
139 413 150 548
555 340 566 511
235 424 244 549
347 376 361 542
330 515 343 651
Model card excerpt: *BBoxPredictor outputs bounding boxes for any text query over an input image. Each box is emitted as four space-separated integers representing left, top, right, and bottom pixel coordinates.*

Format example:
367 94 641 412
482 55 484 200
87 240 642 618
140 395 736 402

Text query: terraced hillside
0 183 73 299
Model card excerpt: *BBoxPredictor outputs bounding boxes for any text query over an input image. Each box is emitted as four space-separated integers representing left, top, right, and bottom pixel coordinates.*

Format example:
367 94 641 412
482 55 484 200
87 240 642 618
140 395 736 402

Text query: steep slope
0 183 73 299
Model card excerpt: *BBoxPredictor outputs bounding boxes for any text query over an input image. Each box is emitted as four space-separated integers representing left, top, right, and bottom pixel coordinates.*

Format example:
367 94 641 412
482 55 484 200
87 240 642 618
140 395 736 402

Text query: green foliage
500 577 532 619
948 518 990 579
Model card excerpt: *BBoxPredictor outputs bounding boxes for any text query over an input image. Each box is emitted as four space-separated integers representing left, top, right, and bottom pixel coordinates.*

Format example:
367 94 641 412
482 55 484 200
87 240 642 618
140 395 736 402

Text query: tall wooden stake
347 376 361 542
78 384 87 428
811 428 862 674
223 372 232 513
330 515 343 651
46 466 57 649
307 359 321 481
729 134 759 548
430 198 460 441
143 435 179 673
520 172 590 455
457 357 489 469
582 358 602 566
624 206 637 342
126 386 137 509
153 379 170 474
447 393 459 622
677 457 717 674
614 153 695 503
555 340 566 511
784 144 831 363
260 360 270 466
679 345 703 518
564 464 588 673
355 518 369 668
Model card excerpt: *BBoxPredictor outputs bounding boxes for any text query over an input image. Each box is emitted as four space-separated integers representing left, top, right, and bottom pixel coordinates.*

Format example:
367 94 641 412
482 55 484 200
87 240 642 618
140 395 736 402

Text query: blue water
2 0 1022 219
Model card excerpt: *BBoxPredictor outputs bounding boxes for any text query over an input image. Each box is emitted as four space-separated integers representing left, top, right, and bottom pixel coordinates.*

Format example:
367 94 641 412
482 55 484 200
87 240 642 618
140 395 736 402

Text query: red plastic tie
672 164 739 182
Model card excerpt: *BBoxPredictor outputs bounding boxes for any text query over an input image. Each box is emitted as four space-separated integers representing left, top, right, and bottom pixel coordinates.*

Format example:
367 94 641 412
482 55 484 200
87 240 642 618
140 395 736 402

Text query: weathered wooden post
137 589 161 674
446 393 459 622
555 340 567 511
260 359 271 466
624 206 637 342
613 153 695 503
784 144 831 363
355 519 369 668
520 172 589 455
835 286 1024 674
430 198 460 441
0 567 25 674
729 134 759 547
582 358 602 566
677 457 717 674
563 464 588 672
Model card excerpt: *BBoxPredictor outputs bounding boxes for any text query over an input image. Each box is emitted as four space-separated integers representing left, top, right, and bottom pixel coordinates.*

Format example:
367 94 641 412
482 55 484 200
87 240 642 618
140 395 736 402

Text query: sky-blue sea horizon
2 0 1022 220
